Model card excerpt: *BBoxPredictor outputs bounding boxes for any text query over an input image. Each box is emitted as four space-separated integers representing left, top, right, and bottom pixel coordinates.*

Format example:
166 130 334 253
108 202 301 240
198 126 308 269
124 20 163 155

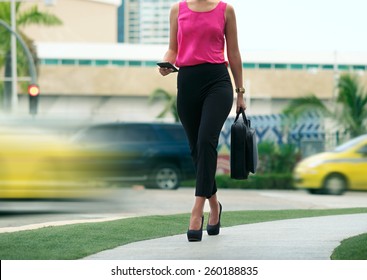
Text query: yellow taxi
0 125 106 200
293 134 367 195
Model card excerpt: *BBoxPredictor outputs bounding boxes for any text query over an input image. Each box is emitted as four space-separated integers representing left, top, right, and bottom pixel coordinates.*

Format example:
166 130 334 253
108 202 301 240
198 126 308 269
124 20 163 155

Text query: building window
290 64 303 70
352 65 365 71
112 60 125 66
144 61 158 67
243 63 256 69
128 60 142 66
338 65 349 71
79 60 93 66
274 64 287 69
321 64 333 70
95 60 109 66
61 59 76 65
259 63 272 69
306 64 319 69
42 59 59 65
38 59 366 73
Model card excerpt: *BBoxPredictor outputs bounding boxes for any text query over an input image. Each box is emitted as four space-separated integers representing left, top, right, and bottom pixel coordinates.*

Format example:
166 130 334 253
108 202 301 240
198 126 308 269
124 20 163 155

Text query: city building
24 42 367 122
2 0 367 124
21 0 122 43
118 0 175 44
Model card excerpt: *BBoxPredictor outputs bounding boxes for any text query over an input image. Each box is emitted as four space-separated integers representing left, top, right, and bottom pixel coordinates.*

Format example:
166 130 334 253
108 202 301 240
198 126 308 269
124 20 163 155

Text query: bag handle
234 107 250 127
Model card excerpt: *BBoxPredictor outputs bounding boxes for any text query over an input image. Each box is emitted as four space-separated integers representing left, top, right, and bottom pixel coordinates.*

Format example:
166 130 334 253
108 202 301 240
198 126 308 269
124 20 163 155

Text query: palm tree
283 73 367 137
149 88 179 122
0 2 62 110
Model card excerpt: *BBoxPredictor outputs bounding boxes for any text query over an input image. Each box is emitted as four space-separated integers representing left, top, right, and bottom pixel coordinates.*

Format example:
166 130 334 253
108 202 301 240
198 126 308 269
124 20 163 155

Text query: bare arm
159 3 179 76
225 4 246 112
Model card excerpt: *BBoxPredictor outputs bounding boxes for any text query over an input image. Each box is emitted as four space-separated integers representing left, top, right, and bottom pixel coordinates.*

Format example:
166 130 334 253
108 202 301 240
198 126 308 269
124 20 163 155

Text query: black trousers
177 63 233 198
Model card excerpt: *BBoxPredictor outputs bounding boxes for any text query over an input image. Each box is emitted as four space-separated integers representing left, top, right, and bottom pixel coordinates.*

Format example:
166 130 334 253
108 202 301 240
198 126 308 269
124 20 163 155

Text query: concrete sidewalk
84 213 367 260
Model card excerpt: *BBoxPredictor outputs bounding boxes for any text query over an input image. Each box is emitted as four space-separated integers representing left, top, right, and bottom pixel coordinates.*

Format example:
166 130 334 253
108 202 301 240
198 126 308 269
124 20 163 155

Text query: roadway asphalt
2 187 367 229
1 188 367 260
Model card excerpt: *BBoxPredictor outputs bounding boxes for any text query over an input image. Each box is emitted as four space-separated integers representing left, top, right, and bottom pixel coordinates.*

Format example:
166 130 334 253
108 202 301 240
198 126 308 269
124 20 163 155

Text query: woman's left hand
158 67 174 76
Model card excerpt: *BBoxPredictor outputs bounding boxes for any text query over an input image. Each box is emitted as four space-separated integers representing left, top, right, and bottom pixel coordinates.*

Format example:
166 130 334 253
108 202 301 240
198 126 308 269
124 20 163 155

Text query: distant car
71 122 195 190
0 126 102 199
293 134 367 195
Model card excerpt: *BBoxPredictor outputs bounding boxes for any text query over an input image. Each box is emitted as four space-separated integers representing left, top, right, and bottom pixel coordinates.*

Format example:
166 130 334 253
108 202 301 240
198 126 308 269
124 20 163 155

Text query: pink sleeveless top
175 1 227 67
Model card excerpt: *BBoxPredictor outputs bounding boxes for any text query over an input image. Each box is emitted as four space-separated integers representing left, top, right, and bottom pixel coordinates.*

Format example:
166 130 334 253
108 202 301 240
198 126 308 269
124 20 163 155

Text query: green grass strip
0 208 367 260
331 233 367 260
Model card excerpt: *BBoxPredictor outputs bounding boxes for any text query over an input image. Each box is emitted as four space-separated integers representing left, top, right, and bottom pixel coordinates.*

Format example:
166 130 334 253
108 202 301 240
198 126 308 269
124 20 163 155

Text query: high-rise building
118 0 176 44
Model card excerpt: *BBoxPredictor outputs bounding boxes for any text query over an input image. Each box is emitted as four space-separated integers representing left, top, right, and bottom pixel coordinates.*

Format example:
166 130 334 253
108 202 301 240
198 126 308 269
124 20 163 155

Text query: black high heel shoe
207 202 222 236
187 216 204 242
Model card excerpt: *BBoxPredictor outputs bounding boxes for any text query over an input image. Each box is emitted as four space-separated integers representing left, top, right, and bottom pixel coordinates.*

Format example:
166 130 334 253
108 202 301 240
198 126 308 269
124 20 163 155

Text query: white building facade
119 0 176 44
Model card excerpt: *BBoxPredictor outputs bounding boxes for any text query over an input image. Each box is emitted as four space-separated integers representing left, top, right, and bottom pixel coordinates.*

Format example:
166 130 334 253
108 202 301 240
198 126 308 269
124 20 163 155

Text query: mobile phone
157 62 179 72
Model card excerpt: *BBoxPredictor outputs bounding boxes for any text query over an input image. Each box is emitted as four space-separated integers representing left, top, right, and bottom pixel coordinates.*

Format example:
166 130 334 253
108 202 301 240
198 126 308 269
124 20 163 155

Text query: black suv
72 122 195 190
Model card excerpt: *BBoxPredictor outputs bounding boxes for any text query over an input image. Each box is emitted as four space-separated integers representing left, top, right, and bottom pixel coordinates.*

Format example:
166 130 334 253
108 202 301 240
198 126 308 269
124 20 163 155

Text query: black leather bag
230 108 258 179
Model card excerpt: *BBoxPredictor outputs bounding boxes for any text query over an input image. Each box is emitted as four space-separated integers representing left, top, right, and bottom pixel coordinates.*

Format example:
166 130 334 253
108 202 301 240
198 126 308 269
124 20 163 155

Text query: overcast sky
227 0 366 52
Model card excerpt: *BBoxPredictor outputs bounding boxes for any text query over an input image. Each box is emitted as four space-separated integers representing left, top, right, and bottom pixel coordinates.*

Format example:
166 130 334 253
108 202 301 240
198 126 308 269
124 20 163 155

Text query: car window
152 124 187 142
334 135 367 152
117 125 157 142
160 126 187 142
73 125 119 144
357 144 367 155
73 123 183 144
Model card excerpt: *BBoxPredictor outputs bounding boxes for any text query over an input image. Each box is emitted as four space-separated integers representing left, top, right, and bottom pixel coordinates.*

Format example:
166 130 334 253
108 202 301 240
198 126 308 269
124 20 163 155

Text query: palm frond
149 88 179 122
0 81 4 99
0 3 12 52
337 74 359 109
1 2 61 103
336 74 367 136
0 3 11 24
282 94 332 119
17 5 62 27
149 88 172 103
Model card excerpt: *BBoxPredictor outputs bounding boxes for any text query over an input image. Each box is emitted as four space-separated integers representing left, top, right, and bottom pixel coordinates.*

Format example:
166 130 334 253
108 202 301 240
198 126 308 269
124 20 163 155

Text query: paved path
85 213 367 260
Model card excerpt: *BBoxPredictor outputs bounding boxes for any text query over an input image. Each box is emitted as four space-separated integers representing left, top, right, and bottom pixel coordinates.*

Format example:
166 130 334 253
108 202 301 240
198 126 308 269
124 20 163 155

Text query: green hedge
182 173 294 190
215 173 294 190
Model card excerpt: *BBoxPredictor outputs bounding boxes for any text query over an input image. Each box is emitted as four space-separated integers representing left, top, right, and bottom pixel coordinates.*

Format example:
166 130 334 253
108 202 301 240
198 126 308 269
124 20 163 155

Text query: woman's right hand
158 67 174 76
236 94 247 114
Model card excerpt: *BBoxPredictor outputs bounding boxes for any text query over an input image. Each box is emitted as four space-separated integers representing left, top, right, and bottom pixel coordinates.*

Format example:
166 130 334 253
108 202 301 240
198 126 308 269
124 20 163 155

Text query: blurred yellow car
293 134 367 195
0 126 105 200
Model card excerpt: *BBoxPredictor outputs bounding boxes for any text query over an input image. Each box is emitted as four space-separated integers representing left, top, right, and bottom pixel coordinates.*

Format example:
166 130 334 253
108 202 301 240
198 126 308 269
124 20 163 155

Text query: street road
1 187 366 231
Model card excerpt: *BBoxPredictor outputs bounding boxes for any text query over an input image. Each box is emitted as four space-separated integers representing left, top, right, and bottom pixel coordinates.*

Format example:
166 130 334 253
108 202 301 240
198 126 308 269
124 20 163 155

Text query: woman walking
159 0 246 242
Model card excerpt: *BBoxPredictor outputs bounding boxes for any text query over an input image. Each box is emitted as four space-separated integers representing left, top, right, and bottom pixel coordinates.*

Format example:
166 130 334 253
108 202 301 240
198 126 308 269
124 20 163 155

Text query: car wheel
322 174 347 195
147 164 180 190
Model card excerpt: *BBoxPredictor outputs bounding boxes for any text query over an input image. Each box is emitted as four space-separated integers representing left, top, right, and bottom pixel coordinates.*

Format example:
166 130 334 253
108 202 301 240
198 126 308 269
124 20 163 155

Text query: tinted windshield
72 123 187 144
334 135 367 152
159 125 187 141
72 124 158 144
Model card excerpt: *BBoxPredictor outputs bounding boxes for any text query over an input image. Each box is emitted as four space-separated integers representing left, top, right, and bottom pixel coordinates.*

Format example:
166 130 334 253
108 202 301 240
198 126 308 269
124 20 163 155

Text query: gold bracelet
235 87 245 94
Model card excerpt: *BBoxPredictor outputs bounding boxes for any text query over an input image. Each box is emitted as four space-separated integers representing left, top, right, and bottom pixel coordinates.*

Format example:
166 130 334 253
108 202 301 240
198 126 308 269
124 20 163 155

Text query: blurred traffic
71 122 195 190
294 134 367 195
0 122 107 200
0 119 195 200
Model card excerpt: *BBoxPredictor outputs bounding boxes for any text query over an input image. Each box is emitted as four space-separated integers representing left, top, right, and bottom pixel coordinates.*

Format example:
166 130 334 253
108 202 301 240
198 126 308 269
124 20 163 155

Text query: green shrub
257 141 300 174
216 173 294 190
0 81 3 102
